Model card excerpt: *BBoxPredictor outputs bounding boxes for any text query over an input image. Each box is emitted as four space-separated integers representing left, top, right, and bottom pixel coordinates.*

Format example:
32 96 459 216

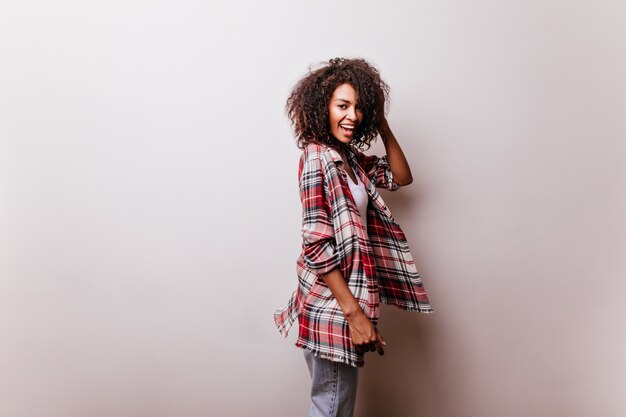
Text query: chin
338 136 351 144
330 136 348 146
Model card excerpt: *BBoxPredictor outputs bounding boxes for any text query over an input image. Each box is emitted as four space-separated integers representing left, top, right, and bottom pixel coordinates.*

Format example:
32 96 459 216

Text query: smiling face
328 83 363 145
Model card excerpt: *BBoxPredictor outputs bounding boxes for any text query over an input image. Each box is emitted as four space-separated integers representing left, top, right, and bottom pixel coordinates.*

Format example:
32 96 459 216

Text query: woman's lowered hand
346 309 386 356
320 268 386 356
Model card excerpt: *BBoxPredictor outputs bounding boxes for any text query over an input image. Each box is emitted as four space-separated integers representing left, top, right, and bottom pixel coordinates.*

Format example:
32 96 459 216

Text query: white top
347 172 368 230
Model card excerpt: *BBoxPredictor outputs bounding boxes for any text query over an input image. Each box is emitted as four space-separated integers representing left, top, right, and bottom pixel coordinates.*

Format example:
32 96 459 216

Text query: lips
340 124 355 136
341 126 354 136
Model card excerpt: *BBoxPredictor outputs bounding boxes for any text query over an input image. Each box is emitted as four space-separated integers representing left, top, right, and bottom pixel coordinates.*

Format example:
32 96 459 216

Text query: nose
346 106 357 121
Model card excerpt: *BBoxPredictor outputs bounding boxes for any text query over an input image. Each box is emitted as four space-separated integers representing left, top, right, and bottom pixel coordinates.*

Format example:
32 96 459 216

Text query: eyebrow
334 98 355 104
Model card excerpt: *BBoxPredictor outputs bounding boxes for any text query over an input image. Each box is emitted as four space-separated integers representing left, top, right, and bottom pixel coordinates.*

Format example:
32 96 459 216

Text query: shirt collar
327 145 357 166
326 147 344 164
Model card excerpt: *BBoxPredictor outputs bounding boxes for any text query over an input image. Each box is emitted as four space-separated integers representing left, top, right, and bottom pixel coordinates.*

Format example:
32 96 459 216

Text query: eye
338 104 347 109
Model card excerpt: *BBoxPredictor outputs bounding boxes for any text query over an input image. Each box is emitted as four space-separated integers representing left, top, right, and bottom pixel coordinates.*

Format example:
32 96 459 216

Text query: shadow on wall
355 305 451 417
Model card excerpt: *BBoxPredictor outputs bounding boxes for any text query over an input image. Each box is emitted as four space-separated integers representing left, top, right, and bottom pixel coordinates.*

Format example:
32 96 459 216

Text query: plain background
1 1 624 416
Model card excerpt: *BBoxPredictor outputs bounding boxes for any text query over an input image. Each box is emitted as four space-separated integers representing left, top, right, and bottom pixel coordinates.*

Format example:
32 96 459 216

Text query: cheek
328 110 340 127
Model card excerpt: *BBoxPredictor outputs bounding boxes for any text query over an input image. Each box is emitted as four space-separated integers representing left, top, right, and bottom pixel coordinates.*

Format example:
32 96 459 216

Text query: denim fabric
303 349 359 417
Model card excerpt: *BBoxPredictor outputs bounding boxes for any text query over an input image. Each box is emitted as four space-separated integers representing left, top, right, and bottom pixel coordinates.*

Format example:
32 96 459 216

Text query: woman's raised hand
378 115 391 138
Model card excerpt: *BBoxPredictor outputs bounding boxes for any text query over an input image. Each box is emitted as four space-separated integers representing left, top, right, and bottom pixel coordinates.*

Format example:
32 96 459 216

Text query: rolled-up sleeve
356 151 400 191
299 154 340 275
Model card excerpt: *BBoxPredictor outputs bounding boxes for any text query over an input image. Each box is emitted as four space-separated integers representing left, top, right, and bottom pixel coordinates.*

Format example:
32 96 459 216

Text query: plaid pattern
274 143 433 368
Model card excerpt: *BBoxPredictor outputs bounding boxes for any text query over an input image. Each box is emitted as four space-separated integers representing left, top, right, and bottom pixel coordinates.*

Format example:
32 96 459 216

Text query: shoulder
303 142 330 157
301 142 335 164
298 143 329 178
298 143 344 184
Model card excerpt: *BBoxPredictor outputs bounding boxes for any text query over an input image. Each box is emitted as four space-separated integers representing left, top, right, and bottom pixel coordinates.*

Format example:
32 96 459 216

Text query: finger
377 332 386 347
375 333 386 355
358 343 372 353
377 344 385 356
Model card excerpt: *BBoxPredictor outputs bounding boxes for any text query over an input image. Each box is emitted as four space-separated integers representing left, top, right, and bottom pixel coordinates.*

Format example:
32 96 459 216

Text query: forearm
379 120 413 185
320 267 386 354
320 268 361 319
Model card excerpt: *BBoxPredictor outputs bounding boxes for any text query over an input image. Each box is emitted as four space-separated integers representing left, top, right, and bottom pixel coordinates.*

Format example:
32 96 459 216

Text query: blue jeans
303 349 359 417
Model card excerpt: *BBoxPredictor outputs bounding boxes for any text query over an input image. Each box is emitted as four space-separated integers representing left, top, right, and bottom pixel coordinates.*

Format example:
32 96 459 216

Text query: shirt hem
273 310 293 338
380 297 435 313
296 342 364 368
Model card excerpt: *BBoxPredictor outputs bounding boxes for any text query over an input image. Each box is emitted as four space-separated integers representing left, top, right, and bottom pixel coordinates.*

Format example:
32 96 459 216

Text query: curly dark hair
285 57 390 151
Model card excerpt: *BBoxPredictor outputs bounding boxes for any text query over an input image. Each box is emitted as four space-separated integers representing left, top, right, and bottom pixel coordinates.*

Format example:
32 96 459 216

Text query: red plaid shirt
274 143 433 367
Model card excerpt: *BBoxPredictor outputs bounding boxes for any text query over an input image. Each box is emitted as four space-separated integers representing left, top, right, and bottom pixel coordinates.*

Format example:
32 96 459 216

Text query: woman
274 57 434 417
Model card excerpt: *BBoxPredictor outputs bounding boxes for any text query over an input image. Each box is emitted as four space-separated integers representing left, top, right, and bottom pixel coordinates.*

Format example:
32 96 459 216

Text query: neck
333 141 351 156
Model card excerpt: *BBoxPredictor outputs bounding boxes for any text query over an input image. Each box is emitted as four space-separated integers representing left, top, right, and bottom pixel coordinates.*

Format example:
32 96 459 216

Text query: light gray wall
1 1 624 416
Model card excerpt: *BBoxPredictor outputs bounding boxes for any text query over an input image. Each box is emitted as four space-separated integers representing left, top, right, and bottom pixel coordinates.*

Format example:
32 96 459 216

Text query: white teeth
340 125 354 130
